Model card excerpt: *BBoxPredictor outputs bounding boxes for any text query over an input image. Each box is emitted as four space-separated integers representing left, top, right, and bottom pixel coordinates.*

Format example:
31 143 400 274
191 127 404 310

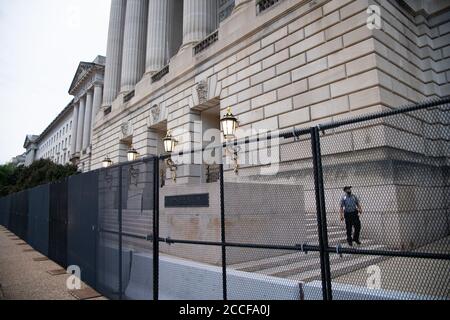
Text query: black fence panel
27 184 50 256
68 171 99 288
9 190 29 240
3 195 11 228
120 160 154 300
320 103 450 300
8 193 18 235
222 131 320 300
49 179 68 268
97 166 121 299
0 196 9 227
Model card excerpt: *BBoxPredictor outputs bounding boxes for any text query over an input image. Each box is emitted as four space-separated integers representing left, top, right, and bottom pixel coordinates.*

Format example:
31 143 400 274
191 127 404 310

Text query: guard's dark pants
344 211 361 243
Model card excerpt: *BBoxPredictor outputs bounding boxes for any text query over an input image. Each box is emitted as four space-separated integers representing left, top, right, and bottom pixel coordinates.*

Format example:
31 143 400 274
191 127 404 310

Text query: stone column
92 84 103 125
145 0 174 74
76 96 85 154
102 0 127 108
70 103 79 156
82 91 93 151
120 0 149 93
181 0 218 48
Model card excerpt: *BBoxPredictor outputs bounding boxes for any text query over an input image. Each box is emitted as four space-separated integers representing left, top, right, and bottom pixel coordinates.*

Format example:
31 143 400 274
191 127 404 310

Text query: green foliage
0 159 79 196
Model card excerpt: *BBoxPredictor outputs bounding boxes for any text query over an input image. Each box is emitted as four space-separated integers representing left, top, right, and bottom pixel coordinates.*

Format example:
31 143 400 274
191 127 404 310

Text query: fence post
118 166 123 300
153 158 160 300
219 163 227 300
310 126 333 301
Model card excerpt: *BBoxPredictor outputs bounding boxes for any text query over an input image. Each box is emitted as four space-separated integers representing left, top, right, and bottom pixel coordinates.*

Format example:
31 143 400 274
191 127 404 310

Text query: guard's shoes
354 240 361 246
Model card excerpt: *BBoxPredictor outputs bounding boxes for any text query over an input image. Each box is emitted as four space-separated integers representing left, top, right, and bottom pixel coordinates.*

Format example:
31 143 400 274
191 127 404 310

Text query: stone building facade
92 0 450 173
89 0 450 258
23 0 450 261
24 56 105 171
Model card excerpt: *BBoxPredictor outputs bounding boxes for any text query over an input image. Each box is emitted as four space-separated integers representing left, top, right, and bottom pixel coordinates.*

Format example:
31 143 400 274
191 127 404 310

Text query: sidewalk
0 225 106 300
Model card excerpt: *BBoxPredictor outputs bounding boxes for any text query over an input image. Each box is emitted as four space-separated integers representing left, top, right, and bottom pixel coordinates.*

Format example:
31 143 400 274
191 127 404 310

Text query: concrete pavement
0 225 106 300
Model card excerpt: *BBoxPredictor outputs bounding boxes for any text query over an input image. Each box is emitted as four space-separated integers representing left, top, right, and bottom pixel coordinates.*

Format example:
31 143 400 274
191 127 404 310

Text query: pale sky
0 0 111 164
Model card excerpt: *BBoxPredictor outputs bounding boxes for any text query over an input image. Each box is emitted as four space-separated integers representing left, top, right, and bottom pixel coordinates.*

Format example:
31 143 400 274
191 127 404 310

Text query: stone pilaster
181 0 218 48
120 0 149 93
102 0 127 108
75 96 85 154
70 103 79 157
82 91 93 151
145 0 174 74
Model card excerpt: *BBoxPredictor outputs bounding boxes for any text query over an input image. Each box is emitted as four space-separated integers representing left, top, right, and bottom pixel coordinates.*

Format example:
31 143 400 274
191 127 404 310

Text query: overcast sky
0 0 111 164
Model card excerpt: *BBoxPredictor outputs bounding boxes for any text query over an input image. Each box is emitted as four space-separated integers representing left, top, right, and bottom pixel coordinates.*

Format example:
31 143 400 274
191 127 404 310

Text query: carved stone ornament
150 104 161 124
196 80 208 104
121 121 133 137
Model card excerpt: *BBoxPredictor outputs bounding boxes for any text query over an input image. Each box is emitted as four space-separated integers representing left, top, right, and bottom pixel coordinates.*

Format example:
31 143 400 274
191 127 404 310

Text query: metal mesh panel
159 242 225 300
120 160 154 300
49 180 68 268
224 132 322 300
68 171 99 288
329 253 449 300
97 166 121 299
27 184 50 256
322 104 450 299
158 157 224 300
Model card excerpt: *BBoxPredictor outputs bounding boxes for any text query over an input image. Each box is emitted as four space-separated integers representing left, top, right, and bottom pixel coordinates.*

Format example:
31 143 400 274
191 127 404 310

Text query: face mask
346 191 351 195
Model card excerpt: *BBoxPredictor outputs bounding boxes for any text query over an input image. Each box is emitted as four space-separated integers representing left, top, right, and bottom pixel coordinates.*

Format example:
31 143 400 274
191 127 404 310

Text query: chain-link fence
0 97 449 300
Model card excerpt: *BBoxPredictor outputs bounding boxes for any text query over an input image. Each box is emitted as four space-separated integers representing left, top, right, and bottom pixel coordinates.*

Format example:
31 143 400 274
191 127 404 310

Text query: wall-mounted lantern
163 130 178 182
127 146 139 162
163 130 177 153
220 107 238 140
221 107 240 174
102 156 113 168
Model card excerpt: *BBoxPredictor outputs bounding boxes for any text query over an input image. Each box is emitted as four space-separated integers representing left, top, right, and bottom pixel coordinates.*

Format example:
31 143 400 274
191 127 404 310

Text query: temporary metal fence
68 171 99 289
27 184 50 256
49 179 68 268
0 97 449 300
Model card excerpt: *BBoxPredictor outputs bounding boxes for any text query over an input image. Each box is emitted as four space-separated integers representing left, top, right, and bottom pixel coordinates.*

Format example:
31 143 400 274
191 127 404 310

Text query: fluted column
82 91 93 151
76 97 85 154
92 85 103 124
91 84 103 140
120 0 149 93
70 103 79 156
102 0 127 108
145 0 174 74
182 0 218 48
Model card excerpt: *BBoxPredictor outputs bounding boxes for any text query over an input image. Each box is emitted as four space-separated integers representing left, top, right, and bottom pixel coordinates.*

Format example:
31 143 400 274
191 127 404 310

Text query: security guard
339 186 362 246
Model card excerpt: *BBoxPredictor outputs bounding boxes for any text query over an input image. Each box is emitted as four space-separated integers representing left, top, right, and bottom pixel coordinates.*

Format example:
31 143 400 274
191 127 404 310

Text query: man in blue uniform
339 186 362 246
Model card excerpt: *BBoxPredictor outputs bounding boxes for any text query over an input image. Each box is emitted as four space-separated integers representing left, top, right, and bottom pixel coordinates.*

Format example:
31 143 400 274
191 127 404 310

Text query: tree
0 159 79 196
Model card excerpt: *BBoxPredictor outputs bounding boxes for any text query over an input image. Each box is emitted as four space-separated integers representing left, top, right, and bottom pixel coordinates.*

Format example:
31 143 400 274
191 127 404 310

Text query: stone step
230 240 378 273
100 224 151 236
261 244 384 278
307 235 347 244
287 253 386 283
100 232 152 253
